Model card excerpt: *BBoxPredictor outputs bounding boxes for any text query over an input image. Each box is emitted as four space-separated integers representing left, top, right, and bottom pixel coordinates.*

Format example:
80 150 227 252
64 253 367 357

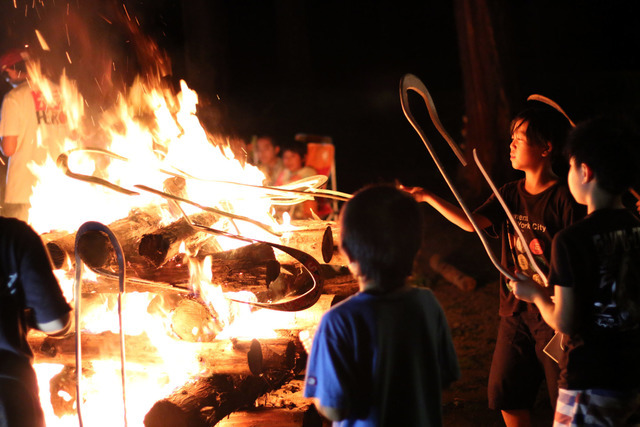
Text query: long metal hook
136 188 324 311
472 149 548 285
75 221 128 427
400 73 518 282
528 93 640 202
527 94 576 127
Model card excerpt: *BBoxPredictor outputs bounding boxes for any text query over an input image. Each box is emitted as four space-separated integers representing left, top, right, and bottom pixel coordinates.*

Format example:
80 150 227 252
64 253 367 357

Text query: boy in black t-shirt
403 107 584 426
512 116 640 426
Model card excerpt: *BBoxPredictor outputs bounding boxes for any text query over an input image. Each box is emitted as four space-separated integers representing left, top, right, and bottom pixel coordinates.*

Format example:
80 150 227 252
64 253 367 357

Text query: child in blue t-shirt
304 184 459 426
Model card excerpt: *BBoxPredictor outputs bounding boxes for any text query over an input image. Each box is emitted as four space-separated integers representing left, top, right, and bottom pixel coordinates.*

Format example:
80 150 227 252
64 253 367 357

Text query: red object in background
299 135 337 220
0 48 29 72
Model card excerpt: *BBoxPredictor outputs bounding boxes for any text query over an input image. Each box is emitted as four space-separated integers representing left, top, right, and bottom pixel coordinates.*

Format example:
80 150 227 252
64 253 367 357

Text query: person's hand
509 272 544 303
397 183 431 203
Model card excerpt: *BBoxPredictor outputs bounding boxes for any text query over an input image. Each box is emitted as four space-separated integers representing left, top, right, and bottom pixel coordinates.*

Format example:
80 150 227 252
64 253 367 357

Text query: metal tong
74 221 128 427
135 184 324 312
400 73 548 284
528 93 640 202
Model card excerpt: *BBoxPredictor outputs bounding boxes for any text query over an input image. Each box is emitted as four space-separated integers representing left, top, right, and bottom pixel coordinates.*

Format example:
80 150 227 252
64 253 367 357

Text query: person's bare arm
0 135 18 157
401 185 491 232
511 276 576 333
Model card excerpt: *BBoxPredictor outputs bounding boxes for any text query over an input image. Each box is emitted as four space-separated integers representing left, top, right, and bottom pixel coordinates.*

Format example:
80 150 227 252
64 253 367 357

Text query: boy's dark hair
339 184 422 290
281 140 308 159
511 107 572 174
565 116 640 195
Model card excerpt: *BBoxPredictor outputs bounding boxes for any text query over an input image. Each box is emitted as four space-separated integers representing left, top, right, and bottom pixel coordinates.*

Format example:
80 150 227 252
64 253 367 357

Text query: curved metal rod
168 164 352 202
473 149 549 285
400 73 517 282
400 73 467 166
58 153 140 196
61 147 351 202
158 195 323 311
528 93 640 202
134 184 283 237
527 94 576 127
75 221 128 427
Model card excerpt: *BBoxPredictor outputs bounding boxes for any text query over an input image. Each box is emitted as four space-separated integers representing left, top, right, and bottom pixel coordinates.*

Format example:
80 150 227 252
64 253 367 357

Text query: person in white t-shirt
0 48 68 221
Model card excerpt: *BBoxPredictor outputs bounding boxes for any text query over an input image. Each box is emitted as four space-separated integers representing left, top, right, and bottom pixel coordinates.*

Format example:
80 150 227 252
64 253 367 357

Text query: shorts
488 311 559 410
554 388 640 426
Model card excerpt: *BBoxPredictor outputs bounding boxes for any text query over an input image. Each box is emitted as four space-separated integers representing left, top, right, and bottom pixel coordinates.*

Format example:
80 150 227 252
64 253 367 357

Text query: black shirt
475 179 584 316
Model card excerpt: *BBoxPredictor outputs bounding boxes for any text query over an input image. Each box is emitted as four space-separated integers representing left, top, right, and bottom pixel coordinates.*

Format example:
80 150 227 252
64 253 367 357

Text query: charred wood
138 212 218 268
144 369 298 427
42 207 164 269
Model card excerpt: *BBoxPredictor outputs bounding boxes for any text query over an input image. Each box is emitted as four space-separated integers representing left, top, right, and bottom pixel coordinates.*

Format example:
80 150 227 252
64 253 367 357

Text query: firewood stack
33 207 359 426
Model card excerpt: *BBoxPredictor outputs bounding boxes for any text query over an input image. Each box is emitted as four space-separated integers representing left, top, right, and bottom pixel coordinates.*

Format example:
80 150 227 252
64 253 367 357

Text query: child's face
283 150 303 172
257 138 279 165
567 156 587 205
509 120 548 171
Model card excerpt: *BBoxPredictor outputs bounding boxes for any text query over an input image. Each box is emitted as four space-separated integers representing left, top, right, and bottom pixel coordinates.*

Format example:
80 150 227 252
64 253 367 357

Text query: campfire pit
17 53 355 425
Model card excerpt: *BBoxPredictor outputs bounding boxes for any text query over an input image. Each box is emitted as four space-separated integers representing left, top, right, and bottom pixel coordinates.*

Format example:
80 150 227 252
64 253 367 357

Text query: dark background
2 1 640 195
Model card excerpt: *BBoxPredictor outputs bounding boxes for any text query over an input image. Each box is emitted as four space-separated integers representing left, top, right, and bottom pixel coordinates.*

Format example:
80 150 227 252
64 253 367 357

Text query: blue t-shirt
304 286 459 426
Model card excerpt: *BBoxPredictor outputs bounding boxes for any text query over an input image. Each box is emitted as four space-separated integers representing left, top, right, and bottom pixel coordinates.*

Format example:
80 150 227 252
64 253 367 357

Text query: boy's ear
541 141 552 157
581 162 594 183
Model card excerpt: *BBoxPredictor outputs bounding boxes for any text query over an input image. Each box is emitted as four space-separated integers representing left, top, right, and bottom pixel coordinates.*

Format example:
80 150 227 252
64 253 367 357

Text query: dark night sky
2 1 640 194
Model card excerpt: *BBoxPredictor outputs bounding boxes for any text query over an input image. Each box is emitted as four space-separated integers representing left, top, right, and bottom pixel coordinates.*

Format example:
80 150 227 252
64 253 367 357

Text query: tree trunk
454 0 515 198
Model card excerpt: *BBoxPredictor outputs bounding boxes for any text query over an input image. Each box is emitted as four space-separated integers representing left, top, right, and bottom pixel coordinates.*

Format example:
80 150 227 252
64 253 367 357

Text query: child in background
275 141 318 219
255 135 283 186
304 184 459 426
275 140 317 185
511 116 640 426
403 107 585 426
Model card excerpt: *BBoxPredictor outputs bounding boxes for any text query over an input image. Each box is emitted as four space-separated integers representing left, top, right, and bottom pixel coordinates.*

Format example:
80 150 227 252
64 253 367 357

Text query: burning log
133 242 281 294
29 333 296 376
42 207 165 269
281 220 347 265
138 211 218 267
144 369 299 427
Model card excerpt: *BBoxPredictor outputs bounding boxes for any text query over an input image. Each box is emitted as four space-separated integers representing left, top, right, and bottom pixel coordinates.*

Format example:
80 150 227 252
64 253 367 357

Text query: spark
66 51 72 64
122 3 131 21
35 29 50 51
94 77 103 94
65 23 70 46
100 14 113 25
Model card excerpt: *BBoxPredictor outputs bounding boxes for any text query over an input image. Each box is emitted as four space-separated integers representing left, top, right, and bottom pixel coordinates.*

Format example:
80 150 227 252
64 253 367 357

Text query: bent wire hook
135 184 324 312
528 93 640 203
75 221 128 427
400 73 520 282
